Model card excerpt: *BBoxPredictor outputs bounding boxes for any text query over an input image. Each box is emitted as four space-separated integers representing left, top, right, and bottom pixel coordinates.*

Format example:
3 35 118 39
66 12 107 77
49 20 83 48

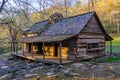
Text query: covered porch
11 35 75 64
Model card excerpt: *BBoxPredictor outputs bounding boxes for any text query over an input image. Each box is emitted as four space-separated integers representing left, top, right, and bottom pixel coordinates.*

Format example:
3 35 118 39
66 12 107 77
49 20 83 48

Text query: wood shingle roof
16 12 112 42
25 20 49 34
41 12 93 36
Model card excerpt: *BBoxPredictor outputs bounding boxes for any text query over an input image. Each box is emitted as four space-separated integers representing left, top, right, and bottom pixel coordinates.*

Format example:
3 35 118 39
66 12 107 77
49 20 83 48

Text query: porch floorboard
11 52 74 65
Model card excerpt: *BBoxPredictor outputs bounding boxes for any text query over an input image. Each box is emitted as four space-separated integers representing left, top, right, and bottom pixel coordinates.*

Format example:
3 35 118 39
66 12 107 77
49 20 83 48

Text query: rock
0 68 8 76
39 66 45 70
71 63 84 68
26 63 38 68
59 65 63 67
68 72 79 76
99 65 104 68
90 65 96 69
73 76 80 79
38 62 44 66
51 64 57 67
24 73 38 78
107 75 115 78
5 66 18 73
30 67 39 72
5 73 13 79
71 63 87 72
49 68 57 72
47 75 57 78
8 56 14 60
87 63 92 66
46 72 55 76
70 72 79 76
56 71 65 77
37 75 41 80
108 66 114 70
26 66 31 69
62 68 70 74
0 74 8 80
1 66 8 69
58 65 66 69
2 55 120 79
17 69 29 75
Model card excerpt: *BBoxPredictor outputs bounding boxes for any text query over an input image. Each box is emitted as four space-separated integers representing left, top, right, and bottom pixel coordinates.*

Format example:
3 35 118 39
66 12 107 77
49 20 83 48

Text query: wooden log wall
76 37 105 57
81 16 103 33
62 38 76 60
76 15 106 59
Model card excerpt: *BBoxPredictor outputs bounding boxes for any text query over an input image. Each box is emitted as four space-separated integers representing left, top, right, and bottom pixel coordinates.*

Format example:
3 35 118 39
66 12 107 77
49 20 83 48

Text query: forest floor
0 53 120 80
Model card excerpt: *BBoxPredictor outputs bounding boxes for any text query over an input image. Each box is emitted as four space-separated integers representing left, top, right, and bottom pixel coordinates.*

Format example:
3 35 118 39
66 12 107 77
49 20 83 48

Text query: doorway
37 43 43 54
28 43 31 52
54 43 58 57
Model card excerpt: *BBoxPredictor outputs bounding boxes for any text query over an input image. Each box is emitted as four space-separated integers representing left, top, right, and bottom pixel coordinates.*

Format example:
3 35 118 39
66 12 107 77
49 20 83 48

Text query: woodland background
0 0 120 54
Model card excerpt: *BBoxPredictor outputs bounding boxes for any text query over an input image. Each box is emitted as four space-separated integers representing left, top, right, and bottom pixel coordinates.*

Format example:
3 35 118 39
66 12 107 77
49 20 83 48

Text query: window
87 43 99 49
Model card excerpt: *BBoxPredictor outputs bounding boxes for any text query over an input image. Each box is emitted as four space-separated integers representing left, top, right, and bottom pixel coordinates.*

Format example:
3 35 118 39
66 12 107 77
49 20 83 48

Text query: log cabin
11 12 113 64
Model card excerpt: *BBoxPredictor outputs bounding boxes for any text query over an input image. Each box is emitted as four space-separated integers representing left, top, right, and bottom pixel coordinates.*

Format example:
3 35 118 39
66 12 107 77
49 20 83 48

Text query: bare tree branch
0 0 8 13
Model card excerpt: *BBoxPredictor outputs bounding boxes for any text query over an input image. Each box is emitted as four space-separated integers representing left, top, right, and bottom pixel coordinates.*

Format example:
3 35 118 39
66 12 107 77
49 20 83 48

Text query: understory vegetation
106 34 120 54
0 43 10 55
101 56 120 63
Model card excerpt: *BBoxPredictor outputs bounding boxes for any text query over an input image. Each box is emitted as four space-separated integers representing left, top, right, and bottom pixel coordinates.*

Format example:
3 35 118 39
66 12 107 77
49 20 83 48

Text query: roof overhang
13 34 76 43
105 34 113 41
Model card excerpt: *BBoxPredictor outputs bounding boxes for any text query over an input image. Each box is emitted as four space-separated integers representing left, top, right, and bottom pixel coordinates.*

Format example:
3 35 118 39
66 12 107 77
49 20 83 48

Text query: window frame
87 43 99 50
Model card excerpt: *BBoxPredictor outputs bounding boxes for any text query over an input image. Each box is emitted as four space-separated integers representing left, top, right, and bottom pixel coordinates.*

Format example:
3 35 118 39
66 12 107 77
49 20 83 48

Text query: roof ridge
63 12 95 19
34 12 95 24
34 19 48 25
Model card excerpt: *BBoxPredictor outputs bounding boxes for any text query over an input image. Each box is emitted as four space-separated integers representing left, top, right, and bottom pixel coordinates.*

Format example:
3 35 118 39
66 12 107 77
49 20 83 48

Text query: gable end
81 15 103 34
80 12 113 41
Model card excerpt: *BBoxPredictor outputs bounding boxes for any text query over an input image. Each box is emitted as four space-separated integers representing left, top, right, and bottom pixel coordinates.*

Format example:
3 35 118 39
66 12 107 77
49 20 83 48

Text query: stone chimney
49 13 63 24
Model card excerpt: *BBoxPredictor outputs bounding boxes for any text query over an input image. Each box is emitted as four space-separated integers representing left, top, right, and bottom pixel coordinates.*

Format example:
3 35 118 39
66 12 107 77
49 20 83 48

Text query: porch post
13 42 15 53
10 42 13 54
13 42 15 52
59 42 62 64
16 43 18 54
15 42 17 54
110 40 112 54
43 42 45 61
22 43 24 56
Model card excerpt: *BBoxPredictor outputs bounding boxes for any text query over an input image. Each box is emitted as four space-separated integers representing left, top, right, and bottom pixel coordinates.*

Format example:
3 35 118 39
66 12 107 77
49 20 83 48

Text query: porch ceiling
14 34 76 43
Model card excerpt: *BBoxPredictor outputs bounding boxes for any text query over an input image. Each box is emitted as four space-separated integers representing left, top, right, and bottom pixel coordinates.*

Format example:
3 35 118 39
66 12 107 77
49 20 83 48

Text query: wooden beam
110 41 112 54
59 42 62 64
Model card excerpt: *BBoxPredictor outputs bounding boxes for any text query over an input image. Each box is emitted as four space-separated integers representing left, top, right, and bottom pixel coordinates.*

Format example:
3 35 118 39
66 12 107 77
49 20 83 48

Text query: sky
0 0 89 18
4 0 88 12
